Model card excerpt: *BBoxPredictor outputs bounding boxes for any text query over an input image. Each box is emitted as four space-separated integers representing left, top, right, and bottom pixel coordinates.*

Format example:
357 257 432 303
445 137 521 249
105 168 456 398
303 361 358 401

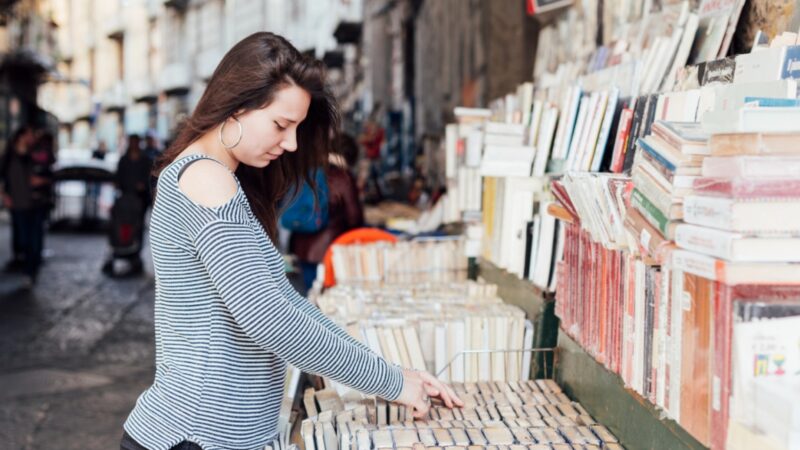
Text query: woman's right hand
395 368 463 419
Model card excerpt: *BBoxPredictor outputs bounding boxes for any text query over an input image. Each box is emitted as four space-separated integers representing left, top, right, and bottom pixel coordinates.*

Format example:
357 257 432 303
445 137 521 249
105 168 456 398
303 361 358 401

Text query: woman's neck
192 128 240 172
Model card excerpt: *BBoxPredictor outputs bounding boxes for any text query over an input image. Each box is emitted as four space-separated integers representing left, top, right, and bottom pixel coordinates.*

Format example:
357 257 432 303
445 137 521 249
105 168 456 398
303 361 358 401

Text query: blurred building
37 0 364 155
0 0 60 155
30 0 538 171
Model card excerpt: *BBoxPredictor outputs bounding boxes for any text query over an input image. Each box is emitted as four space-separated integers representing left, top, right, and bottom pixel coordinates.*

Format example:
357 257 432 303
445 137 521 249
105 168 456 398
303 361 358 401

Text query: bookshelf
477 258 708 450
558 333 708 450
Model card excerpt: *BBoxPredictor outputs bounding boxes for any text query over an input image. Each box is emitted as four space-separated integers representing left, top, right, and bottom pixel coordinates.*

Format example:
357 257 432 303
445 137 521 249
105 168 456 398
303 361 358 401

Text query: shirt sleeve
274 269 376 354
193 219 403 400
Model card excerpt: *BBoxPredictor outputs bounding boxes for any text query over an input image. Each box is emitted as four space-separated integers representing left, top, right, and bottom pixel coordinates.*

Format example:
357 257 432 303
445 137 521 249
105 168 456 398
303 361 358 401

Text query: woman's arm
193 219 402 400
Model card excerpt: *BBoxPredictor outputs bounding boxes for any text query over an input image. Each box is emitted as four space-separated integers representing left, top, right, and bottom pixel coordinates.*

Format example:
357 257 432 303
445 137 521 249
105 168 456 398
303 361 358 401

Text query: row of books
552 132 800 449
330 239 468 285
300 381 623 450
315 282 531 384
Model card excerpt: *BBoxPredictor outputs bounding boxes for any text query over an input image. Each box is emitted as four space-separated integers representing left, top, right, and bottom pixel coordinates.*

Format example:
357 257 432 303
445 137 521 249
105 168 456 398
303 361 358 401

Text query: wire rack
435 347 558 382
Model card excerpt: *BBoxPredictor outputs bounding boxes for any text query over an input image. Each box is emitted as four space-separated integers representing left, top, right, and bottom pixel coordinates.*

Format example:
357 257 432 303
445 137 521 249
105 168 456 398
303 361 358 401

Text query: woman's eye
274 122 286 131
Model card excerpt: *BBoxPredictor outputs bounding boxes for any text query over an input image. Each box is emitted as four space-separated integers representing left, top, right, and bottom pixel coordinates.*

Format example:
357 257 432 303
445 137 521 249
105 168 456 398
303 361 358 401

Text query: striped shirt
124 154 403 450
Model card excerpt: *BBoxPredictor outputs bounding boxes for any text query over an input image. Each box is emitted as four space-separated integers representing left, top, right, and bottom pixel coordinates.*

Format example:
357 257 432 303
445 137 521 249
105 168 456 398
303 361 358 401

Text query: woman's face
226 84 310 168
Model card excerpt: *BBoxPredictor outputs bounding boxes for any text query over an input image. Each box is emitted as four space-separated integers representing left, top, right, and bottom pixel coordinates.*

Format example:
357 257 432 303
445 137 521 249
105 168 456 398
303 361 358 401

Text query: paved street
0 219 156 450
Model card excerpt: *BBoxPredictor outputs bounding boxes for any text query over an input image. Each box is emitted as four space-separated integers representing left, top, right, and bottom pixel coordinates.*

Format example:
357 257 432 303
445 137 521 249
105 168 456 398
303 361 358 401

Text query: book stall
421 1 800 450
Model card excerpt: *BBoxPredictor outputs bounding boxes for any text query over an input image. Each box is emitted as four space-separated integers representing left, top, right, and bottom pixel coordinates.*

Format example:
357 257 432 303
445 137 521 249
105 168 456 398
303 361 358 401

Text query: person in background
0 126 36 274
143 132 161 163
114 134 152 269
92 140 108 161
0 126 52 284
289 133 364 291
358 104 384 202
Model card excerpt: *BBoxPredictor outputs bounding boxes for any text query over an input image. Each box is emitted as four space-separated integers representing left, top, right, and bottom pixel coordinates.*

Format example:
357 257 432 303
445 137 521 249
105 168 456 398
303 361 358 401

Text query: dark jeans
13 207 47 278
120 431 202 450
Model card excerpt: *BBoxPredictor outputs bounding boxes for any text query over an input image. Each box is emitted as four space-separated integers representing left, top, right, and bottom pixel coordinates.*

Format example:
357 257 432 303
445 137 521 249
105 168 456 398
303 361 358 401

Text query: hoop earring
219 117 243 149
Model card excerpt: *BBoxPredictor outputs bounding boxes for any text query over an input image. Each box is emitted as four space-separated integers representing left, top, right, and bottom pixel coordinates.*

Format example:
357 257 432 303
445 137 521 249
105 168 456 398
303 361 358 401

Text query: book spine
638 137 677 172
674 224 735 260
671 250 725 282
682 195 734 230
631 188 670 237
632 168 677 220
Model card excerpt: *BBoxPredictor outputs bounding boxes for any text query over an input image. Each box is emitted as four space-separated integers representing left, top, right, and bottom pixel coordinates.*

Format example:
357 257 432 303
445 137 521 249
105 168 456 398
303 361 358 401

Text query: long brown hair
155 32 338 240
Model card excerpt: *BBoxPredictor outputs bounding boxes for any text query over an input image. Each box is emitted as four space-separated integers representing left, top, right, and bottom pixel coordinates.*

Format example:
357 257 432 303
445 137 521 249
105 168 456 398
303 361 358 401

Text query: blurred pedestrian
106 134 152 275
92 140 108 161
121 32 460 450
289 133 364 290
143 132 161 163
0 126 36 274
0 126 52 284
358 104 385 202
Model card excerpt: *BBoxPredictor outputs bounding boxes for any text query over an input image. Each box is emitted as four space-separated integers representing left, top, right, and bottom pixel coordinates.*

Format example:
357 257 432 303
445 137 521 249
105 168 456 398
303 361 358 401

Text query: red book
680 273 713 447
610 108 634 173
710 283 800 450
692 177 800 199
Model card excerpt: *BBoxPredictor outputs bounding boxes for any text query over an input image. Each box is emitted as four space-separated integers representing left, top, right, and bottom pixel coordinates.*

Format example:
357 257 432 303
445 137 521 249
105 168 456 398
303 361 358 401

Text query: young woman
121 32 461 450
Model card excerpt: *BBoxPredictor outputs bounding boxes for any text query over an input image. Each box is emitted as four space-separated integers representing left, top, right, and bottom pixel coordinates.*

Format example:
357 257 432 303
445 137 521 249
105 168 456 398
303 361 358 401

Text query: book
650 121 709 156
610 107 634 173
683 195 800 234
702 155 800 178
708 131 800 156
672 249 800 285
675 223 800 262
692 177 800 199
734 45 800 84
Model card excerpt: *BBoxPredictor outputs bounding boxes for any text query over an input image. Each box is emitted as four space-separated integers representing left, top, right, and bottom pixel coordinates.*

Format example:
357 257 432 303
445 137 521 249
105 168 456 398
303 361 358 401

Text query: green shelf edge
476 258 708 450
557 332 708 450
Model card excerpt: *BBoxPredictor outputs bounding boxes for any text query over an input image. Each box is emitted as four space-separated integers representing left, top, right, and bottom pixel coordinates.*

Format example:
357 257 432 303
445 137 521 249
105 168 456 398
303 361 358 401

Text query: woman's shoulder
178 158 239 208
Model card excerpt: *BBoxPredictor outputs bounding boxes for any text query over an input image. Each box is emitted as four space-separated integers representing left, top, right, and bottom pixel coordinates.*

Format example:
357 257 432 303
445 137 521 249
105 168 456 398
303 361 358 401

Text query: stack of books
627 121 709 257
331 239 468 285
316 282 532 384
669 129 800 450
300 381 624 450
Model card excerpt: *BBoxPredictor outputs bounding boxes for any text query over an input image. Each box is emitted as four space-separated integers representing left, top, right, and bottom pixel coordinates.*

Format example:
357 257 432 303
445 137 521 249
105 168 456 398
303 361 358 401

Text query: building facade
38 0 364 156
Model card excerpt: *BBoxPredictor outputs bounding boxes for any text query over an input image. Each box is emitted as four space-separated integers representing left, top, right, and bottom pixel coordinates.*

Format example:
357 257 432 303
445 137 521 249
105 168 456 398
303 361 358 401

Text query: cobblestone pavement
0 221 156 450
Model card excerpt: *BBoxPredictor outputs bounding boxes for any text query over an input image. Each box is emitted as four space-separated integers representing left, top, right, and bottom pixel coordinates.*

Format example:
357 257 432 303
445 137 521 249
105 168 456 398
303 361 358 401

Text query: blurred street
0 218 155 450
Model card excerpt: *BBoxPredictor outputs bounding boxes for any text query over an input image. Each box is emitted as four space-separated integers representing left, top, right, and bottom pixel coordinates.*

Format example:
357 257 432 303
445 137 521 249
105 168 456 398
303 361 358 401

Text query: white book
683 194 800 234
520 320 534 380
527 99 544 145
402 326 428 371
675 223 800 262
570 92 600 171
484 133 526 146
734 45 800 84
579 90 609 171
662 13 700 92
564 93 590 163
702 155 800 179
465 128 483 167
449 320 466 382
669 268 684 421
434 324 449 381
479 317 491 380
445 124 458 179
532 208 557 291
554 86 583 160
492 316 507 381
362 326 384 358
486 121 526 136
672 249 800 284
379 327 403 366
590 88 619 172
547 224 564 293
532 106 558 176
